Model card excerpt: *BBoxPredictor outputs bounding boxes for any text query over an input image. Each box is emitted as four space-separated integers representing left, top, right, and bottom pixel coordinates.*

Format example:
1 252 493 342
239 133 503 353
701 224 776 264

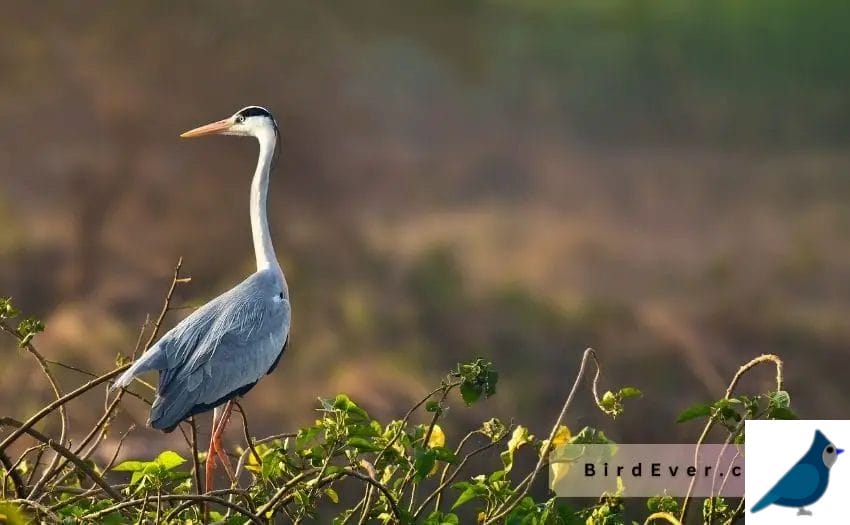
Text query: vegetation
0 268 793 524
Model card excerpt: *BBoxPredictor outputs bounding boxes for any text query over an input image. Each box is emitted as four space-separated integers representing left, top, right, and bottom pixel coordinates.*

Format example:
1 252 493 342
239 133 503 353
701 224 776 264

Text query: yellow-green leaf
500 426 534 472
428 424 446 449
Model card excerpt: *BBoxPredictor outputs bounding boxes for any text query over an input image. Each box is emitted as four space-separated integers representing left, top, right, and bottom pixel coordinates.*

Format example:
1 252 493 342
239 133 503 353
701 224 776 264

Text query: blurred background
2 0 850 462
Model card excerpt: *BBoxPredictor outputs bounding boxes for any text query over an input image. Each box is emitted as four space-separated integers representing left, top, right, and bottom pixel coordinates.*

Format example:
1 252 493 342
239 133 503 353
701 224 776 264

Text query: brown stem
679 354 783 523
0 365 128 456
415 435 507 518
1 446 26 498
485 348 603 524
81 493 262 524
0 417 122 501
0 322 69 495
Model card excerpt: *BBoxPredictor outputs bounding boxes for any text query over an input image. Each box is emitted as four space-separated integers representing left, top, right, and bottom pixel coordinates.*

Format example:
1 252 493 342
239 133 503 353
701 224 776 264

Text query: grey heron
113 106 291 492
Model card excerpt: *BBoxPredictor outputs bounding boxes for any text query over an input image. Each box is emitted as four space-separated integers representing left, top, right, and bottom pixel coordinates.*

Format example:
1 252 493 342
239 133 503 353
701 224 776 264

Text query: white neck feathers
250 128 281 275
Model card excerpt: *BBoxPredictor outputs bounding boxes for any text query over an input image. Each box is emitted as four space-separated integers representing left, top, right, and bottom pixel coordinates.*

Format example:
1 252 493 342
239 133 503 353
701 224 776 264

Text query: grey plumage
112 105 291 434
118 270 289 431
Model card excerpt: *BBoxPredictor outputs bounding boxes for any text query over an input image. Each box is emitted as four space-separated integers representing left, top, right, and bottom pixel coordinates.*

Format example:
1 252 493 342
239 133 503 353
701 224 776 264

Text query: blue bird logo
750 430 843 516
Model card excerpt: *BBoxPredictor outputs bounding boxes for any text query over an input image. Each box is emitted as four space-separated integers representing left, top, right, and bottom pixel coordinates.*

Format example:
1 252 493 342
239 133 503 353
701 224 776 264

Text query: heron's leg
211 401 236 482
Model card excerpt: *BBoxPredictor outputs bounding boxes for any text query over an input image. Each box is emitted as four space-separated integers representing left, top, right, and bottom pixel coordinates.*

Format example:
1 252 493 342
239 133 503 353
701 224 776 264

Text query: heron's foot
797 508 812 516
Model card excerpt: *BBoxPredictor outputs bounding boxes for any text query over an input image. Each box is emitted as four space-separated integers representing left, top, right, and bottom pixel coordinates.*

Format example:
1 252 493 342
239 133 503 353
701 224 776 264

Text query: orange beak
180 118 233 138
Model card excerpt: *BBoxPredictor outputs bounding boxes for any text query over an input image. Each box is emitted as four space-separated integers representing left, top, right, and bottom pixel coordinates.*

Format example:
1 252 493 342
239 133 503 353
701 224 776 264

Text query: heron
113 106 291 492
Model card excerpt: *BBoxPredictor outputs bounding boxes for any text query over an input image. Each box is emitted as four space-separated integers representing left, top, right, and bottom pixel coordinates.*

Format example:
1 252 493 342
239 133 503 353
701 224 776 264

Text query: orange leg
205 402 237 492
212 402 235 482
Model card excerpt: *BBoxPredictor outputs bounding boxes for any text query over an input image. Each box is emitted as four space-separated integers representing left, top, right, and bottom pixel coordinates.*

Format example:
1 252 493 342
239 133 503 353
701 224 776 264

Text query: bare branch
0 417 122 501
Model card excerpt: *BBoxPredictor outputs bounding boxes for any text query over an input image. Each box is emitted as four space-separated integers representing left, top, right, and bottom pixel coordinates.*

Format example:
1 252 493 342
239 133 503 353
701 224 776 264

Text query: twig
104 425 135 472
188 416 207 523
45 359 152 402
726 498 745 524
0 417 122 501
8 497 62 523
49 485 107 512
339 468 403 522
9 444 43 475
432 429 478 512
385 382 459 461
399 384 454 496
25 446 46 486
155 487 163 524
132 315 151 360
254 468 319 517
485 348 602 524
255 432 297 445
32 394 123 497
136 490 150 525
190 416 202 495
415 435 507 518
358 380 460 524
145 257 188 351
0 321 69 495
234 401 261 483
1 446 26 498
679 354 783 523
268 469 402 522
161 488 253 522
81 493 262 524
0 365 129 452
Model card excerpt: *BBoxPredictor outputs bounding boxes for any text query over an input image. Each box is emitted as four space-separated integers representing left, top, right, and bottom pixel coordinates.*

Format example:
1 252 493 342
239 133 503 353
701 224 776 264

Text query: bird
750 429 843 515
113 106 291 492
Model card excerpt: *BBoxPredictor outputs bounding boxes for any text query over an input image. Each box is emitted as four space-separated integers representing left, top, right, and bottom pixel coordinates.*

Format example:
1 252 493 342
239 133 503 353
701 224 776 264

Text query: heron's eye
828 446 835 453
278 292 284 299
236 115 246 124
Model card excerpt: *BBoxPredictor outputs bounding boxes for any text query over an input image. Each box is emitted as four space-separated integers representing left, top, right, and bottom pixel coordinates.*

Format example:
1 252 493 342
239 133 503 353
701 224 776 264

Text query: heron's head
180 106 279 140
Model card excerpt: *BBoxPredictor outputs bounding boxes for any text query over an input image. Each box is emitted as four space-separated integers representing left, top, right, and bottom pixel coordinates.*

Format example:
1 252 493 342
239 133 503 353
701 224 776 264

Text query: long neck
250 128 281 274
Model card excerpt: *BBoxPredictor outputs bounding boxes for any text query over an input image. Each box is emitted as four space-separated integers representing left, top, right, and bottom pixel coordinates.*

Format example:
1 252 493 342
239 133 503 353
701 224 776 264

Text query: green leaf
481 418 506 442
156 450 186 470
348 436 382 452
769 407 798 420
112 460 148 472
451 481 487 510
296 425 321 449
414 447 437 481
431 446 458 464
0 297 20 320
569 426 614 445
460 382 481 406
16 317 44 347
333 393 357 411
325 487 339 504
647 494 679 514
677 403 712 423
769 390 791 409
455 358 498 406
129 471 145 486
618 386 642 399
423 511 460 525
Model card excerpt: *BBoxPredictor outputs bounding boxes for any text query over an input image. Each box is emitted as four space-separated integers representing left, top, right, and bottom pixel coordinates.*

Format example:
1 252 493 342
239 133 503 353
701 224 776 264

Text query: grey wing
149 272 290 431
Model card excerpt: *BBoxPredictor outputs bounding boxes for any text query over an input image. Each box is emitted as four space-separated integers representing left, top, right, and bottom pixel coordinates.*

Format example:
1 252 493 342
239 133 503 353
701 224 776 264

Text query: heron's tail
111 345 166 390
